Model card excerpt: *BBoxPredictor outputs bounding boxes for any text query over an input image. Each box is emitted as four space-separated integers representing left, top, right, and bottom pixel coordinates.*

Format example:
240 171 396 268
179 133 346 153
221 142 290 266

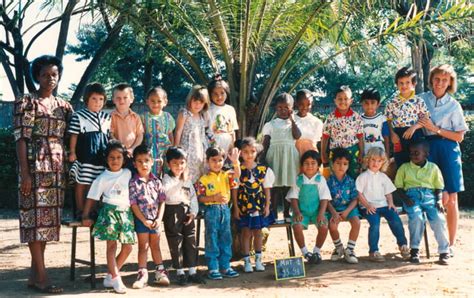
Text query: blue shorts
134 218 159 234
427 137 464 193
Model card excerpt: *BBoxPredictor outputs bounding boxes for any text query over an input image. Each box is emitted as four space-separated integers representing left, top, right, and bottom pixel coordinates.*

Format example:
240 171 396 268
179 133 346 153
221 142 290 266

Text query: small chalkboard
274 256 306 280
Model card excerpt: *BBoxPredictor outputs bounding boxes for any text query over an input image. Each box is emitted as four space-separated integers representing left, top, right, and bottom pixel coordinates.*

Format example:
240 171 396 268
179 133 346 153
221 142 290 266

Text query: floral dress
178 108 209 183
141 111 175 176
13 94 73 243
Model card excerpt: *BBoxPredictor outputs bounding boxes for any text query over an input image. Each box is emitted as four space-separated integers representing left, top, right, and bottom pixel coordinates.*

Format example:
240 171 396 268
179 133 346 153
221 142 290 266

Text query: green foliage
460 115 474 207
0 128 18 208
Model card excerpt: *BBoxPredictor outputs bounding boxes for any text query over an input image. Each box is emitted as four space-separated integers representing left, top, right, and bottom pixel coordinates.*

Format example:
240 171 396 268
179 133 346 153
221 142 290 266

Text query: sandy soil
0 210 473 297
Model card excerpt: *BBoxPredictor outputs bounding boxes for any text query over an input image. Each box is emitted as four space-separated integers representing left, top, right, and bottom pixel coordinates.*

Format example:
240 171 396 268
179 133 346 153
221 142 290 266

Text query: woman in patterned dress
14 55 73 294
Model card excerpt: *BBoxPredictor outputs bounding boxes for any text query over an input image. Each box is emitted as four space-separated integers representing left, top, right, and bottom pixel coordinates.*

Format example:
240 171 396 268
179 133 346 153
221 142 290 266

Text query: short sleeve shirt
208 104 239 133
129 173 166 220
110 109 144 151
195 170 238 205
327 174 358 211
419 91 468 135
286 174 332 201
322 108 364 149
384 94 430 128
162 174 199 216
356 170 396 208
295 114 324 144
394 161 444 191
87 168 132 209
361 113 389 154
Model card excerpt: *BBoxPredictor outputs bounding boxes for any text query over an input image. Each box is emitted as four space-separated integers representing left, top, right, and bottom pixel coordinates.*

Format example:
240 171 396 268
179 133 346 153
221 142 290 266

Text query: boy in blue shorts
395 140 450 265
321 86 364 178
326 148 361 264
287 150 331 264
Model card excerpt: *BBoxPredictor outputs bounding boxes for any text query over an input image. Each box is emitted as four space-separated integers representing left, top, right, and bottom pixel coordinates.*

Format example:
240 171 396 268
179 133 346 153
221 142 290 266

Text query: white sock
177 268 185 276
156 264 165 271
189 267 197 275
300 246 308 255
313 246 320 254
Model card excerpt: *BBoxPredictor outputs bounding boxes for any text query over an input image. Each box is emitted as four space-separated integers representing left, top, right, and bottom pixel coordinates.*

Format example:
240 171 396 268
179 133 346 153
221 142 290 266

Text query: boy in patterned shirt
321 86 364 178
385 67 429 167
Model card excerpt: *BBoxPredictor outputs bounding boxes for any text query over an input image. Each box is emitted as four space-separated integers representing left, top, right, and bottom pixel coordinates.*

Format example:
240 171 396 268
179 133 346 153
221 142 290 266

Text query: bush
459 114 474 207
0 128 18 208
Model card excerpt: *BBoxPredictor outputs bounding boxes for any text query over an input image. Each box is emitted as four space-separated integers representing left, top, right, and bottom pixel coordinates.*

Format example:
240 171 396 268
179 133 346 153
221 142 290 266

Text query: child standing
286 150 330 264
162 147 205 285
385 67 430 167
360 88 390 158
261 93 301 221
110 83 144 158
294 89 323 155
174 85 211 183
207 75 239 154
129 145 169 289
141 87 175 176
357 147 409 262
233 137 275 273
69 83 110 219
321 86 364 179
326 148 361 264
196 146 241 280
82 141 134 294
394 140 450 265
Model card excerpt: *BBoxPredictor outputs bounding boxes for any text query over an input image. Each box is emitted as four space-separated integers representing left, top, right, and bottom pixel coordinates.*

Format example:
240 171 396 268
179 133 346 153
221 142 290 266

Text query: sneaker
369 251 385 262
188 273 207 284
222 268 240 278
132 269 148 289
154 269 170 286
244 259 253 273
304 252 314 263
449 247 454 258
255 256 265 272
330 246 345 261
103 273 113 288
344 248 358 264
312 252 322 264
111 276 127 294
207 271 223 280
438 253 449 265
177 274 188 286
399 245 410 259
409 249 420 264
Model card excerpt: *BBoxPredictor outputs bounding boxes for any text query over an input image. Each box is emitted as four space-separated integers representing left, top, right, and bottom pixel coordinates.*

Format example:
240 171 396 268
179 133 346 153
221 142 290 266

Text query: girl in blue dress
69 82 111 219
233 137 275 273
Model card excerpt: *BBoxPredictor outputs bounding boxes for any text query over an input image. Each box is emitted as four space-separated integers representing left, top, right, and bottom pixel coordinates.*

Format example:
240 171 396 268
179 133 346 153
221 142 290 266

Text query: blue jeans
361 207 407 253
204 204 232 271
403 188 449 253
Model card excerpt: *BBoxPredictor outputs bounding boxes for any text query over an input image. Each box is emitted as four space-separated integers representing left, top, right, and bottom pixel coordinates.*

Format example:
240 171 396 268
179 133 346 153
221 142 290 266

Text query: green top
394 161 444 191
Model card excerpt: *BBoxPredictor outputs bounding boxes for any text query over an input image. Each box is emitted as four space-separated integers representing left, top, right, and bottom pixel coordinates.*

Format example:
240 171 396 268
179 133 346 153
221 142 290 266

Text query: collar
429 91 451 106
331 174 349 183
303 173 321 183
334 108 354 118
208 170 225 176
398 90 415 102
361 112 381 119
133 172 157 183
112 109 135 118
367 169 379 175
409 161 428 169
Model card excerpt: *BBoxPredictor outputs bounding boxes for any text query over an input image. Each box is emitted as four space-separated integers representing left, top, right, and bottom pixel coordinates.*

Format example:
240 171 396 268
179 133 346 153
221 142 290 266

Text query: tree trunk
55 0 78 61
71 15 125 103
410 40 424 94
0 48 20 99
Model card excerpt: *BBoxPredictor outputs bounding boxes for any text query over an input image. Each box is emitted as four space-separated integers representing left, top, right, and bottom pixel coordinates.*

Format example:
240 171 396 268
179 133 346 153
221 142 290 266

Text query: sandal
34 284 63 294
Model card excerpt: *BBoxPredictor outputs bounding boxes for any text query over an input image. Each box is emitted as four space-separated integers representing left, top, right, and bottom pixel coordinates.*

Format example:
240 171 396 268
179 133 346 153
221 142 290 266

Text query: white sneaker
330 246 345 261
132 269 148 289
255 256 265 272
103 273 113 288
369 251 385 262
111 276 127 294
154 269 170 286
244 259 253 273
344 248 358 264
399 245 410 259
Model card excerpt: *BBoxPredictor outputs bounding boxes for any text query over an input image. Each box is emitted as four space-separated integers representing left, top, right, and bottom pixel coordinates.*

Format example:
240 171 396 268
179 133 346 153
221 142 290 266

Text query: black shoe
438 253 449 265
188 273 207 284
177 274 188 286
312 252 322 264
409 249 420 264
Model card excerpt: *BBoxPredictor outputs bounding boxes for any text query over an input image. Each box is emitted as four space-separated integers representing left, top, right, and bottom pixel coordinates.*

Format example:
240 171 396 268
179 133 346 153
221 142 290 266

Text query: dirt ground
0 209 473 297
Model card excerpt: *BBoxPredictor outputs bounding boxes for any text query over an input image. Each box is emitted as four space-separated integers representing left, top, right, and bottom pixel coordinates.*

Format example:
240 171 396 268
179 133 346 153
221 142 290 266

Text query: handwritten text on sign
274 256 306 280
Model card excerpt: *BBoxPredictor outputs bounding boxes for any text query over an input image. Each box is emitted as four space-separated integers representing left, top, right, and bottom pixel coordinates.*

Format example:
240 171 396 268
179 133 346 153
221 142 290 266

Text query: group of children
68 68 451 293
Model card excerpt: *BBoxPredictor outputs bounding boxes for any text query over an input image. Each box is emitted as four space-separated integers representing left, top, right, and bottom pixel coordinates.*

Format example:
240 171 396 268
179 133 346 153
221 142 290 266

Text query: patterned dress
141 111 175 176
13 94 73 243
178 109 209 183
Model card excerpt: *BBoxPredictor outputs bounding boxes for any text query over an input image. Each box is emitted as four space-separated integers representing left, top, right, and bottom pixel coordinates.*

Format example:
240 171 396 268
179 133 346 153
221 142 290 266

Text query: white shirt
294 114 323 143
87 168 132 210
286 174 332 201
356 170 396 208
361 113 388 154
162 174 199 216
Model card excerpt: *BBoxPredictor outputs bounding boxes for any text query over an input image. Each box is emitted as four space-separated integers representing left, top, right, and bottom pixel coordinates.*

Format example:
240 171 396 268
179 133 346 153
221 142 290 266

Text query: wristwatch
436 128 442 135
